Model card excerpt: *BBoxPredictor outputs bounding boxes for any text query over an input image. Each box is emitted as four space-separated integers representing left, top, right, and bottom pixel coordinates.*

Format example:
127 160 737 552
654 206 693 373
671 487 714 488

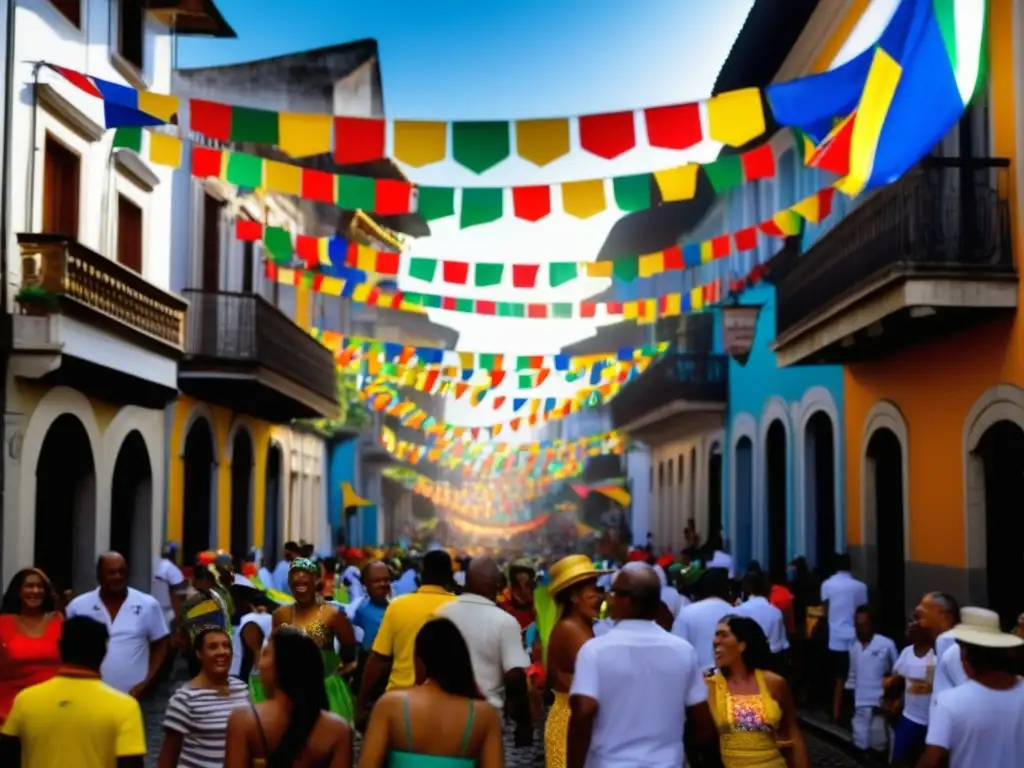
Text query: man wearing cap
918 607 1024 768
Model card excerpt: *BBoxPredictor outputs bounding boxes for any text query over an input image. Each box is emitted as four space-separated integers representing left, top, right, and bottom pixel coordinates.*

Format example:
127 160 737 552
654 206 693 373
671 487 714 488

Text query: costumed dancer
542 555 607 768
259 558 359 724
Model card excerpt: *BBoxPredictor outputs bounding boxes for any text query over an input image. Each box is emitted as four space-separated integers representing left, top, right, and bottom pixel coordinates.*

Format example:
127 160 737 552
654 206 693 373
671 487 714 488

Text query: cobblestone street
141 661 869 767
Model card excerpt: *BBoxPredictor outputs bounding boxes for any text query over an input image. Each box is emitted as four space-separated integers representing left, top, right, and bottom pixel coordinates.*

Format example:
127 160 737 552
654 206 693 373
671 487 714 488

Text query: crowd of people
0 532 1020 767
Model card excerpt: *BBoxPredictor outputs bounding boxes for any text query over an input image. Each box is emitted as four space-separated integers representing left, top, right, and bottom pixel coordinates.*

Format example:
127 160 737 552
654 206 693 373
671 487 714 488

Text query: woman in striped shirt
158 627 251 767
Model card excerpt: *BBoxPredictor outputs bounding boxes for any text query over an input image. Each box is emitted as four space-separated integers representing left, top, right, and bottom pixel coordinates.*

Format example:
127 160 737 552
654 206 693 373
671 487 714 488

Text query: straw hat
547 554 610 596
949 607 1024 649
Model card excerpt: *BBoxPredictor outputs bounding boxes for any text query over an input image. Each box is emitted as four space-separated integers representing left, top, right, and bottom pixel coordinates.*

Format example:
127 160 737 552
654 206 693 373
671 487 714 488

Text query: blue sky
179 1 756 429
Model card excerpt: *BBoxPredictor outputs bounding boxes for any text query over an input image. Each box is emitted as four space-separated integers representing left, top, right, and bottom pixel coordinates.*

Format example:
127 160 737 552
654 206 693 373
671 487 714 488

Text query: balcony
179 289 338 422
772 158 1016 366
610 349 728 444
11 233 186 406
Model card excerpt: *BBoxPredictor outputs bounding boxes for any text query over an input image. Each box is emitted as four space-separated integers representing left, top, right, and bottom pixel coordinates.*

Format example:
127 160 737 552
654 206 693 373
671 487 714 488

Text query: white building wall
2 3 179 587
649 428 724 553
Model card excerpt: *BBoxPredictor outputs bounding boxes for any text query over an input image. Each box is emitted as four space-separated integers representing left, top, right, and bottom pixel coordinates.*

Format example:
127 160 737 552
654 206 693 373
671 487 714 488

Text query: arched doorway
806 412 836 571
765 421 788 578
35 414 96 593
263 443 284 568
867 428 906 639
734 437 754 569
975 420 1024 628
688 446 697 535
230 429 254 564
110 431 153 590
182 418 216 564
708 443 723 545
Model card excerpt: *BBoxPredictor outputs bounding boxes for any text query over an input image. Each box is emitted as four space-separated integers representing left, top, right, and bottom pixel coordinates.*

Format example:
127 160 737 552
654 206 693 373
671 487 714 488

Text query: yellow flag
622 301 639 321
265 160 302 196
661 293 682 317
515 118 570 167
561 180 606 219
393 121 447 167
706 88 766 147
278 112 332 158
148 133 181 168
638 299 657 325
138 91 179 122
653 165 698 202
638 252 664 278
582 261 613 278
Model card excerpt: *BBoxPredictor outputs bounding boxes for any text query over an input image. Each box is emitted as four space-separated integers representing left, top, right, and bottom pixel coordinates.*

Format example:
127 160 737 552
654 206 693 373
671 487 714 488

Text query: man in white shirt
919 607 1024 768
435 557 532 747
151 543 187 627
671 567 734 673
736 572 789 660
819 553 868 703
922 592 964 706
844 605 898 757
65 552 169 696
705 532 735 578
567 563 721 768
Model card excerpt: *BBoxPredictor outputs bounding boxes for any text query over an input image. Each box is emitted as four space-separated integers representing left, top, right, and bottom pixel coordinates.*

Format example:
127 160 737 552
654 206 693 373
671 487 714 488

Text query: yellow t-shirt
372 585 455 690
1 673 146 768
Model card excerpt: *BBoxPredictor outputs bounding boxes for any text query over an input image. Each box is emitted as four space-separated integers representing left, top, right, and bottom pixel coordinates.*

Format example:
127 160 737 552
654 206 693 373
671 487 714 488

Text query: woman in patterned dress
706 615 809 768
259 558 359 723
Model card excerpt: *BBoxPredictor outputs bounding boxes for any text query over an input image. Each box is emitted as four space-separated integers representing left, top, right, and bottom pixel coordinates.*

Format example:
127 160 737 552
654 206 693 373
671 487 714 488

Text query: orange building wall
843 0 1021 566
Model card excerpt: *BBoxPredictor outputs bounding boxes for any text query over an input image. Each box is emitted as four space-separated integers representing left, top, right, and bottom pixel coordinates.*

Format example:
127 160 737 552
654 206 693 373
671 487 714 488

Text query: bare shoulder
318 710 352 735
227 703 255 727
762 670 789 697
473 699 500 728
373 690 405 715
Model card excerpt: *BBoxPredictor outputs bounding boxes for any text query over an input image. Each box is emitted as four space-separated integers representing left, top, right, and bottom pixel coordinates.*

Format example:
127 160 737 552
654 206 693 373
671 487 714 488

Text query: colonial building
166 42 390 565
771 0 1022 631
0 0 233 591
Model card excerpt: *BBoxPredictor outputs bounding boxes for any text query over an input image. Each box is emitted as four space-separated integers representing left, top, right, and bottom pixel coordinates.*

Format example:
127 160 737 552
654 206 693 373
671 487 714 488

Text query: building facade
1 0 232 591
771 0 1023 632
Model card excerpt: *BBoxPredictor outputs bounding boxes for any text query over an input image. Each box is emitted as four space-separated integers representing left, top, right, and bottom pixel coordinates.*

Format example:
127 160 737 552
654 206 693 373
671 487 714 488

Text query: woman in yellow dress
707 615 810 768
543 555 606 768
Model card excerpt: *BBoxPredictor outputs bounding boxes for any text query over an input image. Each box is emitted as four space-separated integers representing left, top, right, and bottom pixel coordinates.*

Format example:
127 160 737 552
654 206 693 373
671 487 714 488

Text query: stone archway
963 384 1024 625
795 386 843 570
263 441 285 568
861 400 910 640
35 414 97 593
729 412 757 569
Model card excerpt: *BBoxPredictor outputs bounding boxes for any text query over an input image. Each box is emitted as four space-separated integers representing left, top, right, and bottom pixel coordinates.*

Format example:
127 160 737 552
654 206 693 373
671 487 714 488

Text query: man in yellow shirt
356 550 455 725
0 615 146 768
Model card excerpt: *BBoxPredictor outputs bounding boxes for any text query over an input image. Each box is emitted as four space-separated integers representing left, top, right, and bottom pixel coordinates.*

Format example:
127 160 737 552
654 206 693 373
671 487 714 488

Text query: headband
289 558 319 575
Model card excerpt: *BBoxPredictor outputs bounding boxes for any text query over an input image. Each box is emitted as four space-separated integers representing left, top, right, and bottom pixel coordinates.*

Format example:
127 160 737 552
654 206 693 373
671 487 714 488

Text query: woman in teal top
358 618 503 767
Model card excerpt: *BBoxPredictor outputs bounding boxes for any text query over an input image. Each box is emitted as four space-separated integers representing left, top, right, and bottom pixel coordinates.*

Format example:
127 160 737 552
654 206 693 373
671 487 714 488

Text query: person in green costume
253 558 359 724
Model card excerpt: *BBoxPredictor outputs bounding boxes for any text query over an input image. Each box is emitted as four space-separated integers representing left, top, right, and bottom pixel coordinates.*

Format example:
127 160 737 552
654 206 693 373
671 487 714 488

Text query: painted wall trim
859 400 911 566
793 386 844 565
962 384 1024 580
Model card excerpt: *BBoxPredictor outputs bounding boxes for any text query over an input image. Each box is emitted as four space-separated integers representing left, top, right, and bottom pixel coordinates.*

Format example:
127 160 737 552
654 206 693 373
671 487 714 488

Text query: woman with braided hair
257 558 359 724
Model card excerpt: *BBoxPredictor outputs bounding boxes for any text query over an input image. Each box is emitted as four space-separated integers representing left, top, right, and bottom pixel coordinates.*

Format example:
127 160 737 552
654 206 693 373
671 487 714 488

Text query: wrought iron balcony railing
775 157 1014 337
610 349 728 429
181 289 336 404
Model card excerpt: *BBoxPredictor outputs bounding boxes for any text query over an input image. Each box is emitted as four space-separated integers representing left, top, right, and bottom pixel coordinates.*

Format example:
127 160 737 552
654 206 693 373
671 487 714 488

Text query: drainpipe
23 61 41 232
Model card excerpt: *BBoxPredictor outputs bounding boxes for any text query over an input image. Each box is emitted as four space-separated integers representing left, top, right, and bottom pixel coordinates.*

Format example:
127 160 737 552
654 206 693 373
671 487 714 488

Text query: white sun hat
948 607 1024 649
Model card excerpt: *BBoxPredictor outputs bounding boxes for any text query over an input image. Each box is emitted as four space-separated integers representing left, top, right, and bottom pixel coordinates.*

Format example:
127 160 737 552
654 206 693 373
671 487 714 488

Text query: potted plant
15 284 59 316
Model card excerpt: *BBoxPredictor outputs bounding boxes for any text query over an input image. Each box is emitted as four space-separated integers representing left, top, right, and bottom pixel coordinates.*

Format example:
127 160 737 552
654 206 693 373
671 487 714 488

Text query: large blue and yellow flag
767 0 987 197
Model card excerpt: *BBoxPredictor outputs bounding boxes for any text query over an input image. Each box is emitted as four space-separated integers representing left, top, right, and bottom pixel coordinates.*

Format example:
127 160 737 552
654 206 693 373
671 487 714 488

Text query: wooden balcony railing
610 349 728 429
17 233 186 350
775 157 1014 337
182 289 336 404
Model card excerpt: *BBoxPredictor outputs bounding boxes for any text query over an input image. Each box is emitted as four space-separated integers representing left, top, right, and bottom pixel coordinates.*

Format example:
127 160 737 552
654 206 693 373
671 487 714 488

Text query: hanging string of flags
446 513 550 537
112 131 780 229
236 184 834 288
47 62 767 171
313 330 669 373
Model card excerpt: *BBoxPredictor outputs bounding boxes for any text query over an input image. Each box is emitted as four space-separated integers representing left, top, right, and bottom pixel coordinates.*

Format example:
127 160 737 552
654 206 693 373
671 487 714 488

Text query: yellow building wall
166 395 271 552
843 0 1021 566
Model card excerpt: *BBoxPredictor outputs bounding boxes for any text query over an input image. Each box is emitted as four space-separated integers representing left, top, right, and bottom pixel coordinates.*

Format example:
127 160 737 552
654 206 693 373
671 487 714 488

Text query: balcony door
43 134 80 237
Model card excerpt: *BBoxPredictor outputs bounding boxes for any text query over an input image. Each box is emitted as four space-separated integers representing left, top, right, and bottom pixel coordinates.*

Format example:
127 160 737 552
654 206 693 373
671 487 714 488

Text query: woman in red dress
0 568 62 724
